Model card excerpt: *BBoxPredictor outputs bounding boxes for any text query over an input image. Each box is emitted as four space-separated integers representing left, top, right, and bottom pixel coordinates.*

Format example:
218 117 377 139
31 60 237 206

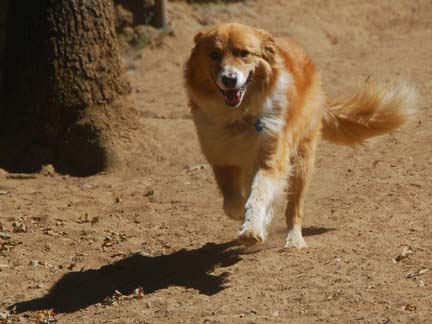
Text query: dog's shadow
272 225 334 237
9 240 242 314
9 226 333 314
302 226 334 237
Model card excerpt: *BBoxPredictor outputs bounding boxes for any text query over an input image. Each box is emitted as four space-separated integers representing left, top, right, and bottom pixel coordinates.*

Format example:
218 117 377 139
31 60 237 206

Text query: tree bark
0 0 7 87
0 0 137 176
153 0 168 29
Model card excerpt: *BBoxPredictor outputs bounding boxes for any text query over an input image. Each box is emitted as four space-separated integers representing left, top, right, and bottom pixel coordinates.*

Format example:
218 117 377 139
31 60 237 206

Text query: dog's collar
241 116 264 133
255 119 264 132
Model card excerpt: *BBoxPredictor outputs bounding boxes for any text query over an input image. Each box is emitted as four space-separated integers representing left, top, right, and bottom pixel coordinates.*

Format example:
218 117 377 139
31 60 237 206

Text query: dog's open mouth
217 73 252 108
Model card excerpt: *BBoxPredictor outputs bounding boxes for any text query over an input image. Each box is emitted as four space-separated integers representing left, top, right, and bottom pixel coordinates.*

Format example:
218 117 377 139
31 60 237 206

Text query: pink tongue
224 89 241 106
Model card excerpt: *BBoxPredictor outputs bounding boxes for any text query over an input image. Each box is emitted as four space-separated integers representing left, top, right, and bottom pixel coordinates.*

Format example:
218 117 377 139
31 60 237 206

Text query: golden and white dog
185 23 416 248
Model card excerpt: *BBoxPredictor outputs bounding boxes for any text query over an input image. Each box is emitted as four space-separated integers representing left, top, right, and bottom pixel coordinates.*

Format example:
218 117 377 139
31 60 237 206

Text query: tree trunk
0 0 137 176
153 0 168 29
0 0 7 87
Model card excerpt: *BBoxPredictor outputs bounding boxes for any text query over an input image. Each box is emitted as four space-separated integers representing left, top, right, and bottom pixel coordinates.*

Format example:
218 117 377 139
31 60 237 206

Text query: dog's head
186 23 279 109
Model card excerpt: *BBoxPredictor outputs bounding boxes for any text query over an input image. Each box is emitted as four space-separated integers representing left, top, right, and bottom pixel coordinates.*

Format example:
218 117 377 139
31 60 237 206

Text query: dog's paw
238 225 265 246
223 195 245 220
237 206 267 246
284 225 307 249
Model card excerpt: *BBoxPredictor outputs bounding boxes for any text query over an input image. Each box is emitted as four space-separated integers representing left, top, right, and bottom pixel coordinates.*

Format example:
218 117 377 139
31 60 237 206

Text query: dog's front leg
212 165 249 220
238 167 284 245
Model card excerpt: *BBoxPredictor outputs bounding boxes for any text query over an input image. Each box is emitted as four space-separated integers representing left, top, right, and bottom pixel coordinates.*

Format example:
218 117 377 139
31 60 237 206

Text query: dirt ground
1 0 432 323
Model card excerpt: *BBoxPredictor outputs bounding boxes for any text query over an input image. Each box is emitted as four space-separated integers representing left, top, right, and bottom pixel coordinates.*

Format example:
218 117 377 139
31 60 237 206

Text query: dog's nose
221 75 238 89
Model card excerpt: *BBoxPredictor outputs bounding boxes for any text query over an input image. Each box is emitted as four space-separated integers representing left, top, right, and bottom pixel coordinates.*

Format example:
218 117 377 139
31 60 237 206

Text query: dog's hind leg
284 130 319 248
212 166 248 220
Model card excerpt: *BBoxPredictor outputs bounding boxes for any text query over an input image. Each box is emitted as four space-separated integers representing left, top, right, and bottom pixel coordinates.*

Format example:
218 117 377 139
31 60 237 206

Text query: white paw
237 206 268 246
238 222 266 246
284 225 307 249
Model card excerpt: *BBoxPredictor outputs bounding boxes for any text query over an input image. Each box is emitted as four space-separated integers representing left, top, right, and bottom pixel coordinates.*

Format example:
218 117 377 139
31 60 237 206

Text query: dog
184 23 416 248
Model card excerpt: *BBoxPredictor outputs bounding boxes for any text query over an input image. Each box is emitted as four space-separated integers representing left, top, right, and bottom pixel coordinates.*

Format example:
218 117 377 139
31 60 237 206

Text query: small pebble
0 232 11 240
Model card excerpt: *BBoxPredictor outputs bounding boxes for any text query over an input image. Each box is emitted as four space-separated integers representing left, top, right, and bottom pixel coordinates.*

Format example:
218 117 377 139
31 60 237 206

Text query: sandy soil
1 0 432 323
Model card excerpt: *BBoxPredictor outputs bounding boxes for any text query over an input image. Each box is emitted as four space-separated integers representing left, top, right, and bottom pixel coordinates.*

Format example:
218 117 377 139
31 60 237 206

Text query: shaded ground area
11 241 241 314
1 1 431 323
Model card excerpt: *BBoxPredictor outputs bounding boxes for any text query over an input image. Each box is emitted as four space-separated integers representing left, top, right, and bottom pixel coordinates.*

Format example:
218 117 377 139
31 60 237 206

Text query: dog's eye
239 50 250 58
209 51 222 60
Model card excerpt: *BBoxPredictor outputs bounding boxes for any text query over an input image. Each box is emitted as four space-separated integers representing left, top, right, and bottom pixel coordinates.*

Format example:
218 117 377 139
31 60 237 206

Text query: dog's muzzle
216 70 252 108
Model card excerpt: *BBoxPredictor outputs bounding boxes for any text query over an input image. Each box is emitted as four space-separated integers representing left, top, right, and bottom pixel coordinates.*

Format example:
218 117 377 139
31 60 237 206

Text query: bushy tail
321 82 417 146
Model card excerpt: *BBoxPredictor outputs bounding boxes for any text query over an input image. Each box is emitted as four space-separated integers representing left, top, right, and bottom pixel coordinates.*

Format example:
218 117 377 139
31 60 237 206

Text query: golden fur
185 23 417 248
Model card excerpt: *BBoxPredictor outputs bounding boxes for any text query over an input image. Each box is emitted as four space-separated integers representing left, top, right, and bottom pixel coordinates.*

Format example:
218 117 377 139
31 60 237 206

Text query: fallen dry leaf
0 232 11 240
12 221 27 233
185 164 208 172
110 252 127 258
34 309 57 323
102 231 127 250
406 268 428 279
42 228 60 237
103 287 144 306
41 164 56 177
393 246 414 263
0 240 22 256
0 310 11 321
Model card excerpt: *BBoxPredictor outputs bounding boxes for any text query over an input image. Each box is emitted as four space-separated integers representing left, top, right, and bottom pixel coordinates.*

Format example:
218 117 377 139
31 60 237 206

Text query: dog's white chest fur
191 71 291 167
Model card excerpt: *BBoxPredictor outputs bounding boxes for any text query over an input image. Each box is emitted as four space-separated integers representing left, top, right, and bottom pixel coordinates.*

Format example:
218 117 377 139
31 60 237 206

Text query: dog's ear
194 31 204 44
193 27 213 44
255 28 277 64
